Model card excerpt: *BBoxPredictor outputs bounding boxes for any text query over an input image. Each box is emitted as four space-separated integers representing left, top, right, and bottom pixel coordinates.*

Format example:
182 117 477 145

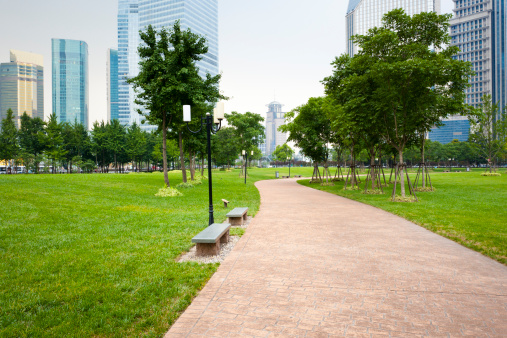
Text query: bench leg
220 230 229 244
228 216 243 226
195 241 220 256
243 213 247 221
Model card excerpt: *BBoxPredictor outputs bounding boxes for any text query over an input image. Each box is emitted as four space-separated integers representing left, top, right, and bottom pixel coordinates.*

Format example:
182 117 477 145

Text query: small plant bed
343 186 361 191
320 182 334 187
413 186 436 192
481 172 501 176
176 182 195 189
155 186 183 196
362 190 384 195
392 195 417 202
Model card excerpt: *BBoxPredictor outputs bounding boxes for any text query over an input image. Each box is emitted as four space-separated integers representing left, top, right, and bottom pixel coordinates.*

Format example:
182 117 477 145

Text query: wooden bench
281 175 289 178
221 199 229 207
294 175 302 178
192 223 231 256
226 207 249 226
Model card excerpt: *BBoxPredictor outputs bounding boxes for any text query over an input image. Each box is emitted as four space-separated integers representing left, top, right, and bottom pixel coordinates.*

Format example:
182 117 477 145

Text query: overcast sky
0 0 454 127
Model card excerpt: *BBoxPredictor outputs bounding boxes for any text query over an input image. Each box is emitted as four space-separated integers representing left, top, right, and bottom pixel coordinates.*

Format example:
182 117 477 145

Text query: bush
176 182 195 189
481 172 501 176
155 187 183 197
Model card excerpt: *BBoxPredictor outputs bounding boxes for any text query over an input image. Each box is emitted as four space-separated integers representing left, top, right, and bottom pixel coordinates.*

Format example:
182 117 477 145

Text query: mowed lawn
0 170 262 337
298 170 507 265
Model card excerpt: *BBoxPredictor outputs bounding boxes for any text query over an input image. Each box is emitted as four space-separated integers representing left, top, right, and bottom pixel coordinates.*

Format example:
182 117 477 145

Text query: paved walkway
166 178 507 337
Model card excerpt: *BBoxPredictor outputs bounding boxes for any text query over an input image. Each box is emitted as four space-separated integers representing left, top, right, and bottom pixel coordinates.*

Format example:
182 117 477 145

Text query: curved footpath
166 178 507 337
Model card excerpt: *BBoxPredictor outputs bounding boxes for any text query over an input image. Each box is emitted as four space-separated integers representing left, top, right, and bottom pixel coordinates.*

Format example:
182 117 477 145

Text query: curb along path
166 178 507 337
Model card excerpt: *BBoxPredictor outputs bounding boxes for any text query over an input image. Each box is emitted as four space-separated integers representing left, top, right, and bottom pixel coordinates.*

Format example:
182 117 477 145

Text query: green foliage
279 97 333 163
212 127 240 167
176 182 195 189
272 143 294 162
0 109 19 165
224 111 265 153
469 94 507 172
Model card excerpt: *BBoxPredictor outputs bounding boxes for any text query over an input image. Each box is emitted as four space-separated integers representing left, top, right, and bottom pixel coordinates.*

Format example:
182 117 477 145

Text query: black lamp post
242 150 254 184
184 103 224 226
288 156 292 178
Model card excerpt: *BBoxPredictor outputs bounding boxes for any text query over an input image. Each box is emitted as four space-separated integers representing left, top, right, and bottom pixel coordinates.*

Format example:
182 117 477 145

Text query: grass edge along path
297 172 507 266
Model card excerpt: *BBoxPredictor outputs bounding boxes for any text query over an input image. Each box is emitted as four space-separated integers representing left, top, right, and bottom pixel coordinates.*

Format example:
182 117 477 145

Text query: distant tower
0 50 44 128
346 0 440 56
107 48 119 122
52 39 89 129
265 101 287 157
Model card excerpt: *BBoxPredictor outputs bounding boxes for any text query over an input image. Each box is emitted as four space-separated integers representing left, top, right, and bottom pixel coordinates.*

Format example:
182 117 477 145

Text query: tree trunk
69 160 72 174
421 136 426 188
179 131 187 183
399 150 405 197
201 157 205 176
162 115 170 187
189 150 195 181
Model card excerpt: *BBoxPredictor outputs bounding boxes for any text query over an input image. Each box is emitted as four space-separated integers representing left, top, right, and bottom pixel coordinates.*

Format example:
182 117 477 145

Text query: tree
279 97 333 182
128 21 223 187
126 122 146 172
0 109 19 173
469 94 507 172
212 127 239 169
19 113 45 173
225 111 265 176
39 113 67 173
344 9 472 197
272 143 294 162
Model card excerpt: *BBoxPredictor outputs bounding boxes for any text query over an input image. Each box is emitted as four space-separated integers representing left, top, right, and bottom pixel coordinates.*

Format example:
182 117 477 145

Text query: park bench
221 199 229 207
192 223 231 256
226 207 249 226
281 175 289 178
294 175 302 178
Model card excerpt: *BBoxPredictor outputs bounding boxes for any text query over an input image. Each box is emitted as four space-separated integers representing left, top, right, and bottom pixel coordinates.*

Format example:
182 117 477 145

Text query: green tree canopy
128 21 223 187
272 143 294 162
0 109 19 171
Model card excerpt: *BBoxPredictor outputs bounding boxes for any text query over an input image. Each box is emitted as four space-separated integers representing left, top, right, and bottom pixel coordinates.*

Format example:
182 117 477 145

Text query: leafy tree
19 113 45 173
469 94 507 172
272 143 294 162
90 121 110 172
212 127 240 168
106 119 126 173
225 111 265 176
0 109 19 173
39 113 67 173
128 21 223 187
345 9 472 196
279 97 333 182
62 120 90 173
126 122 146 172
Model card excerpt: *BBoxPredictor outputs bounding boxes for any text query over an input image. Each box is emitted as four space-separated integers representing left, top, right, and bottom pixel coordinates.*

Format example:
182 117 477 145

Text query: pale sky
0 0 454 128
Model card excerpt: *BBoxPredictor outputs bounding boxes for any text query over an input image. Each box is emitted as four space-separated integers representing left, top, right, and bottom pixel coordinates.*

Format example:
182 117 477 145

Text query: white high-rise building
346 0 441 56
265 101 287 157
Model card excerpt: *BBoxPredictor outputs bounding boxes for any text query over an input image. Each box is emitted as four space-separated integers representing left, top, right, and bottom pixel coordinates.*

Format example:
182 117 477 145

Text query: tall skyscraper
0 50 44 128
52 39 89 129
429 0 506 144
346 0 441 56
107 49 119 122
265 101 287 157
117 0 219 130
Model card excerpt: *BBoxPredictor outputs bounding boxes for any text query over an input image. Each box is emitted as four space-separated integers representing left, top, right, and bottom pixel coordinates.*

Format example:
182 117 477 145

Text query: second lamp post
242 150 253 184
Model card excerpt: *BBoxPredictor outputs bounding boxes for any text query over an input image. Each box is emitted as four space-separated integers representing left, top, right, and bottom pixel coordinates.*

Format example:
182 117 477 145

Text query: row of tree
280 9 507 199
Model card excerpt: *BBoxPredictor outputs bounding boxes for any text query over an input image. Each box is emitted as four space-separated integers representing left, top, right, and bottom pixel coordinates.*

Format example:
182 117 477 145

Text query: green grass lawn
298 171 507 265
0 170 264 337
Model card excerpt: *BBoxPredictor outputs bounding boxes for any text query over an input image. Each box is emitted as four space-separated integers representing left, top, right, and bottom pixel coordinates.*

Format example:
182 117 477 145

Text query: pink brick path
166 178 507 337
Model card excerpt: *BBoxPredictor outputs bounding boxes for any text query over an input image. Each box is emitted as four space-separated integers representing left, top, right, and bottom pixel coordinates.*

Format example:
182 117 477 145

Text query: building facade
265 101 287 157
429 0 506 144
117 0 219 130
52 39 89 129
107 49 119 122
0 50 44 128
346 0 441 56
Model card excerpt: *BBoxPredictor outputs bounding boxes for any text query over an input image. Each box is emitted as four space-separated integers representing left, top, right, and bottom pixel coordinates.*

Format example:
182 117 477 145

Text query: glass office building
117 0 219 130
107 48 119 121
52 39 89 129
429 0 506 144
0 50 44 128
346 0 440 56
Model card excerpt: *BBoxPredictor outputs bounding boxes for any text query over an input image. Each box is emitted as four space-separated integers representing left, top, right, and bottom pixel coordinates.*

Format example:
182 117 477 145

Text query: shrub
176 182 195 189
155 187 183 197
481 173 501 176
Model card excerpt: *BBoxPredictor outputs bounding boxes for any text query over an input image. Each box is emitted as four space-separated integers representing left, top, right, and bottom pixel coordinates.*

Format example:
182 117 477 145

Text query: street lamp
287 156 291 178
242 150 253 184
184 102 224 226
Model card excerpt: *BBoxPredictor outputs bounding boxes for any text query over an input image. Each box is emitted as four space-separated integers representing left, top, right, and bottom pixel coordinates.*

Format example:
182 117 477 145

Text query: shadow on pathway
166 178 507 337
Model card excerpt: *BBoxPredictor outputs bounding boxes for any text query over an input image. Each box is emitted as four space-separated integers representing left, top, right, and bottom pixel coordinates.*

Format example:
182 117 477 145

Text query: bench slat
226 207 248 218
192 223 231 244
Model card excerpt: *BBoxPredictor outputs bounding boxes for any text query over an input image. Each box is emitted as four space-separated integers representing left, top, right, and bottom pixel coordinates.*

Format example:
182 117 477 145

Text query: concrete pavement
166 178 507 337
